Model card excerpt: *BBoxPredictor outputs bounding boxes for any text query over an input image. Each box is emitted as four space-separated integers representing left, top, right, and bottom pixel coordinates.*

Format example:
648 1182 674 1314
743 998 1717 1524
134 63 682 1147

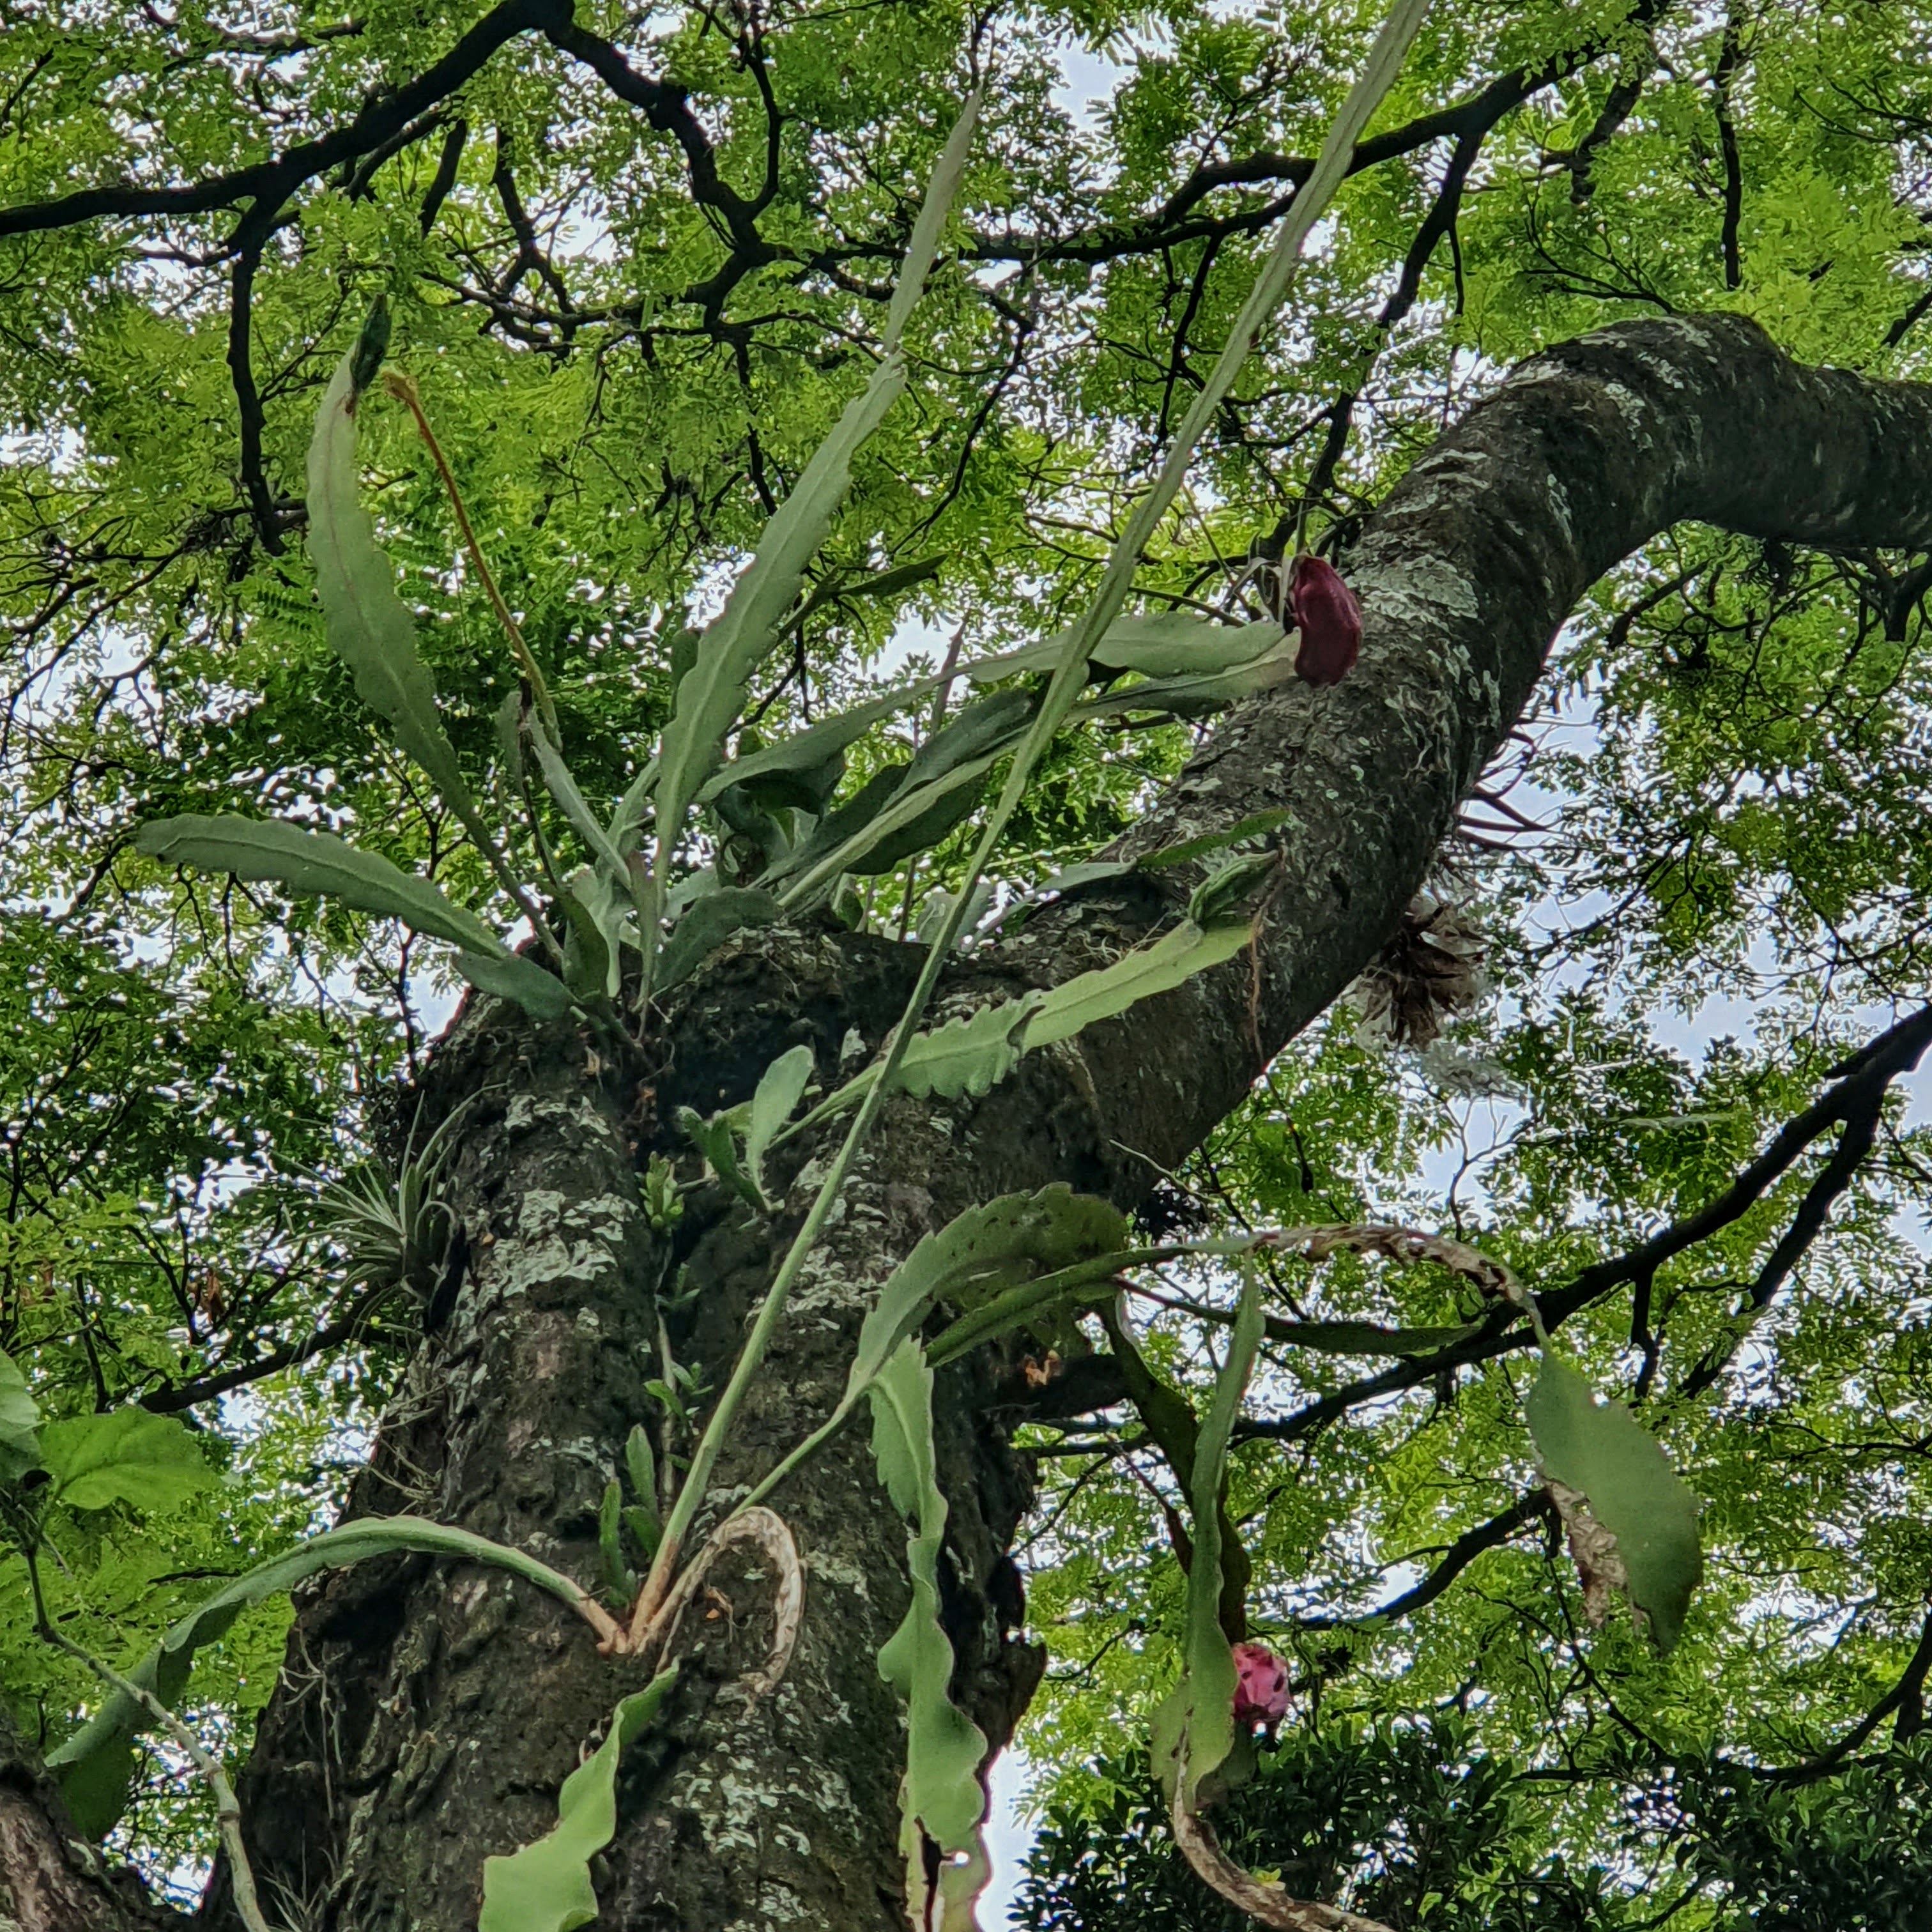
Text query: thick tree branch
226 247 282 554
418 117 470 236
993 314 1932 1206
0 0 568 240
1712 3 1747 289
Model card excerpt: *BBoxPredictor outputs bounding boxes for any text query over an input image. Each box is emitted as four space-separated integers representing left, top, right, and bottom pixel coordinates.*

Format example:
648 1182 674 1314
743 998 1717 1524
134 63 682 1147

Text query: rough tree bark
0 1705 185 1932
14 312 1932 1932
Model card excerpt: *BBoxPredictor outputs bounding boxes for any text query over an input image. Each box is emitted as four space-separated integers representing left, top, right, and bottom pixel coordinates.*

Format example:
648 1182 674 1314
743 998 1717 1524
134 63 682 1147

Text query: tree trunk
0 1705 183 1932
171 312 1932 1928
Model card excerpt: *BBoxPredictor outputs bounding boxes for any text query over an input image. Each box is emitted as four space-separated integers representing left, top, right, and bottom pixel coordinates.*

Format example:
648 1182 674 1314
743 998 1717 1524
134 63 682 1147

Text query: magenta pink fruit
1231 1641 1291 1724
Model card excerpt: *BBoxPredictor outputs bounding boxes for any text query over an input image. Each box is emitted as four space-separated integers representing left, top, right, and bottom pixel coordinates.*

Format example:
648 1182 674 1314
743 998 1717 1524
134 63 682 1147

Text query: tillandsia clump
1346 894 1489 1049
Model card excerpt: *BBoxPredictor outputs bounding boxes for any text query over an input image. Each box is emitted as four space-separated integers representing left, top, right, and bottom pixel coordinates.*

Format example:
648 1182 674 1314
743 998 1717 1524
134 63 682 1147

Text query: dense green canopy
4 0 1932 1922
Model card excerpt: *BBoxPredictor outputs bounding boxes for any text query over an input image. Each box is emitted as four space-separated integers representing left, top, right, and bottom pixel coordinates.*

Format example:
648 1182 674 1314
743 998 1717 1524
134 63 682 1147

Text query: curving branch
967 1 1666 269
1000 312 1932 1197
0 0 569 241
954 316 1932 1485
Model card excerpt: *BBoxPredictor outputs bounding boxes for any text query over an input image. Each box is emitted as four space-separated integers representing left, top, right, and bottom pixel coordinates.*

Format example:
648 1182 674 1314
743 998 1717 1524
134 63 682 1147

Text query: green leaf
787 920 1250 1138
741 1188 1128 1515
597 1480 631 1599
1150 1261 1265 1809
0 1347 42 1483
1525 1354 1703 1653
528 722 631 883
1188 852 1278 929
652 358 909 864
37 1409 213 1513
992 612 1287 683
804 921 1248 1132
677 1105 761 1211
477 1671 679 1932
559 864 627 1001
656 886 783 991
622 1505 661 1561
1138 808 1301 871
135 815 496 953
348 291 391 394
494 687 528 790
1023 919 1255 1049
49 1514 611 1837
923 1252 1135 1368
870 1342 991 1879
862 1186 1125 1382
306 349 478 818
1077 629 1301 719
452 948 574 1021
772 753 1000 905
900 992 1045 1098
746 1044 815 1204
653 96 982 873
135 815 572 1020
698 693 907 806
907 687 1036 786
882 88 983 350
624 1425 656 1517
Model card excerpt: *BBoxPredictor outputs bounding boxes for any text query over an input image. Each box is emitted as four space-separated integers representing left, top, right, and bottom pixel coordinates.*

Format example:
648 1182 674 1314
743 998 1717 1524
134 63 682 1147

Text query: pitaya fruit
1286 551 1363 687
1231 1641 1292 1726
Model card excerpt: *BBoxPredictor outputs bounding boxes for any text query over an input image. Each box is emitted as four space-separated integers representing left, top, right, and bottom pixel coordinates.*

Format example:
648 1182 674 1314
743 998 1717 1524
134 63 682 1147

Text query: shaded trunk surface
169 313 1932 1930
0 1705 183 1932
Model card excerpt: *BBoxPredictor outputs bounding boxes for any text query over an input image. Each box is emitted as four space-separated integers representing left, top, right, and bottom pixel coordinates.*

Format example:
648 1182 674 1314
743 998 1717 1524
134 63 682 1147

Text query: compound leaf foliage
653 99 979 862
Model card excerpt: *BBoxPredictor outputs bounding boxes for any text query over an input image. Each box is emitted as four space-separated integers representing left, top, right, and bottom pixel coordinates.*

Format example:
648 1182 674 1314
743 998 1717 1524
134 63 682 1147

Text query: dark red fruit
1287 551 1362 687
